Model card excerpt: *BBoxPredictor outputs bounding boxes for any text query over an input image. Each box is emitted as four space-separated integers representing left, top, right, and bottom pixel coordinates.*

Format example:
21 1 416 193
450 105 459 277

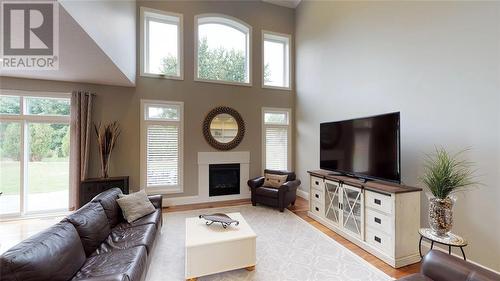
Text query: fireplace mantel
197 151 251 203
198 151 250 165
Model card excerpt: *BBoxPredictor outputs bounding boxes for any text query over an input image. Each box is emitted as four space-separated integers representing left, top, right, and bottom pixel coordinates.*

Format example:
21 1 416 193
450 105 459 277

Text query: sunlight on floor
0 216 63 254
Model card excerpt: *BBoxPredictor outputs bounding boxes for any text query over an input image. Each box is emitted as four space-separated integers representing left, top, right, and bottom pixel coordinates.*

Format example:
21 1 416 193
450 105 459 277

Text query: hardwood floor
164 197 420 279
0 197 419 279
164 198 252 213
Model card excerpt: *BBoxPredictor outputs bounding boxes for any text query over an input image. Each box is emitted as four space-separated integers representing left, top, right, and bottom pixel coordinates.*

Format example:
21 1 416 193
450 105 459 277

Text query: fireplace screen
209 163 240 196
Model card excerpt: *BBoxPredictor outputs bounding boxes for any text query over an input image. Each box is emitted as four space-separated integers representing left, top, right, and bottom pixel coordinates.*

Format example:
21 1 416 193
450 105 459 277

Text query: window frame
194 13 253 87
0 90 71 218
140 99 184 195
140 7 184 80
261 107 292 172
262 30 292 91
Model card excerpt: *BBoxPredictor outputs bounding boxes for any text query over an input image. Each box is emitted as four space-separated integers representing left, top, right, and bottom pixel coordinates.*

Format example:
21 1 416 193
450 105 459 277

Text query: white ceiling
262 0 301 9
0 1 136 87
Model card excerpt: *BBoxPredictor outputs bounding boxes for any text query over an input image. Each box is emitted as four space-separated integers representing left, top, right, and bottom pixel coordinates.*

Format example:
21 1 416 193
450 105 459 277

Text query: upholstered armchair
247 170 301 212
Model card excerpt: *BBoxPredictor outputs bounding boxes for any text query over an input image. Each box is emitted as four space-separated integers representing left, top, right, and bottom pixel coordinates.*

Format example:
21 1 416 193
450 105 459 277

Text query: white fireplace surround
163 151 251 206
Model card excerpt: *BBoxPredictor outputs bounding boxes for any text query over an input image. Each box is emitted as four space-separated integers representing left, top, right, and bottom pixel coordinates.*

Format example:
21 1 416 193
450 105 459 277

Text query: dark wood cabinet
79 176 129 207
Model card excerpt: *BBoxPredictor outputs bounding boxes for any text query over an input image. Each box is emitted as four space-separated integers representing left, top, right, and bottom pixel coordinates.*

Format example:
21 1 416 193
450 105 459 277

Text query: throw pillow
263 173 288 188
116 190 156 223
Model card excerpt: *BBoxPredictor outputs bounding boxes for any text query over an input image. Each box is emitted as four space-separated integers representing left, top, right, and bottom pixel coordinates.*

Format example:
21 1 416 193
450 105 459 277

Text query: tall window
263 31 291 89
141 100 183 194
195 14 252 85
262 108 291 171
140 7 183 79
0 92 71 217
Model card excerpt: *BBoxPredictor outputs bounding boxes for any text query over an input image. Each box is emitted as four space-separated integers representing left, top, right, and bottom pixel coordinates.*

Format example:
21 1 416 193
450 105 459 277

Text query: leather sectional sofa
397 250 500 281
0 188 162 281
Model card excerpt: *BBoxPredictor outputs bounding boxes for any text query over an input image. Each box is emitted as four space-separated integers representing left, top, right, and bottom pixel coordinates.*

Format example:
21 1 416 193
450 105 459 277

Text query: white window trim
0 90 71 218
140 99 184 195
194 13 253 87
140 7 184 80
262 107 292 172
262 30 292 91
0 90 71 123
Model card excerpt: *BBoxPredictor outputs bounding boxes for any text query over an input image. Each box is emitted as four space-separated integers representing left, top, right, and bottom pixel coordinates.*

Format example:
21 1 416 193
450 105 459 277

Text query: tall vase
428 196 454 237
100 152 110 178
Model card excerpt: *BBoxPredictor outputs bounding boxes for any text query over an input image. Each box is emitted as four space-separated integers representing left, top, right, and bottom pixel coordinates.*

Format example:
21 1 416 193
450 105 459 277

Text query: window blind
146 125 179 186
265 126 288 170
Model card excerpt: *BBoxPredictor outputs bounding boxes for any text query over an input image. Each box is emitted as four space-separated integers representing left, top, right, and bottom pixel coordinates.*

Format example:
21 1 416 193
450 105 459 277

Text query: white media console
307 170 422 268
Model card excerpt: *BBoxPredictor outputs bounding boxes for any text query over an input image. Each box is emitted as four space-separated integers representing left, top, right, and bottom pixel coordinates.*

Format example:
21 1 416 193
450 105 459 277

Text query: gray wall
295 1 500 271
0 1 295 198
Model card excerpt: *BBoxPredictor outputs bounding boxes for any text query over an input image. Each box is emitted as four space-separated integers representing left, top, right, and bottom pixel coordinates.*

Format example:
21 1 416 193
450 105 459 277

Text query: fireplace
209 163 240 197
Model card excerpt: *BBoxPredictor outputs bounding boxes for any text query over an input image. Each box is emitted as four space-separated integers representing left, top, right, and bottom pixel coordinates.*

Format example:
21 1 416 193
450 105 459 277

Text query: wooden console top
308 170 422 194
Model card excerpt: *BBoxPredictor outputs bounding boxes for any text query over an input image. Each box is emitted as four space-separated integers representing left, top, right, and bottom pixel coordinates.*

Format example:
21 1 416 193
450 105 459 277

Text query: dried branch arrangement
94 121 121 178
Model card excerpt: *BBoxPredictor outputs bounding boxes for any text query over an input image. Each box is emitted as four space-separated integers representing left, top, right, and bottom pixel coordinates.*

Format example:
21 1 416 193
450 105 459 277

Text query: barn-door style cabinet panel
308 170 422 268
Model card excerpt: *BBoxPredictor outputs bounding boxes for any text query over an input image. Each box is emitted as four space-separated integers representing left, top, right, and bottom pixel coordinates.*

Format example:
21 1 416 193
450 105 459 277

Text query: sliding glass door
0 121 21 215
0 92 71 218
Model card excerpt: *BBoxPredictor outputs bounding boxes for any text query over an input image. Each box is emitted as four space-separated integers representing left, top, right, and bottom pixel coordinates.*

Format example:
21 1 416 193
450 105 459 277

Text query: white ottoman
185 212 257 281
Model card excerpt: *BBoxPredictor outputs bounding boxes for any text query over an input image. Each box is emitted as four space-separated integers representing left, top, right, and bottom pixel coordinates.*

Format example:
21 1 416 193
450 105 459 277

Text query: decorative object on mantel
199 213 240 228
94 121 121 178
418 228 468 260
421 147 479 237
203 106 245 151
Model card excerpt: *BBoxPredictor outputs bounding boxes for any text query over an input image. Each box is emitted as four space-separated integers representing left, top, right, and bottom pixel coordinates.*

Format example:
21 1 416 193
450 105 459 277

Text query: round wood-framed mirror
203 106 245 150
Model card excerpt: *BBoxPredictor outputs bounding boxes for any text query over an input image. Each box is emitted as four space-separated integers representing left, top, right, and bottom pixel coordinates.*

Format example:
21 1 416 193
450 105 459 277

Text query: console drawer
311 176 324 190
310 200 323 217
366 208 393 235
366 190 393 215
311 186 324 203
366 227 393 256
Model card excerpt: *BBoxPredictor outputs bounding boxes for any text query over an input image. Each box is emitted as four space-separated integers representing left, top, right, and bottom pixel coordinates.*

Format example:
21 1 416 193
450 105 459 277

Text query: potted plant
94 121 121 178
421 147 478 237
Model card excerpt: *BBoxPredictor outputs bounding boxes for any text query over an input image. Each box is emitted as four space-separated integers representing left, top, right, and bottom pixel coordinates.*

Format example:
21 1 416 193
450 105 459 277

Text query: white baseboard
421 241 500 275
163 194 251 207
296 189 309 200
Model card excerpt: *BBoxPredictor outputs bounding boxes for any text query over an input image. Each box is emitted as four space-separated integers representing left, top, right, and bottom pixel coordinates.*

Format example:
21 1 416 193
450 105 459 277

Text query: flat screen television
320 112 400 183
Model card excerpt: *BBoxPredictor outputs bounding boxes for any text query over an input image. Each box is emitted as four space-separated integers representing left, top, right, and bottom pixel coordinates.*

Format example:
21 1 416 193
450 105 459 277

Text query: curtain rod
74 91 96 96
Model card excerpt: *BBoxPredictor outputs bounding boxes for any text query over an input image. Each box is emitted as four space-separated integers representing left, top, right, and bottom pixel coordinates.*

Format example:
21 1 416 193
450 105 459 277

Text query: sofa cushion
255 186 279 198
0 222 86 281
115 209 161 230
148 194 163 209
72 247 147 281
64 202 111 256
95 224 157 255
116 190 156 223
91 188 123 227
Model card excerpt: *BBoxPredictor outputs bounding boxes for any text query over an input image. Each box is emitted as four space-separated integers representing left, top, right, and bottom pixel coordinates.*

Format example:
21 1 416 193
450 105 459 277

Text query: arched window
195 14 252 85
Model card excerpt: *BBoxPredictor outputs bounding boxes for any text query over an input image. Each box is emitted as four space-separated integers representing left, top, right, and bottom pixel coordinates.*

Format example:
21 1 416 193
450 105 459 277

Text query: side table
418 228 468 260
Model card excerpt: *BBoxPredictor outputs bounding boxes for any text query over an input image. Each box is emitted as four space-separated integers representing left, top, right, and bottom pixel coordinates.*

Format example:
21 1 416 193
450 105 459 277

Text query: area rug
146 204 393 281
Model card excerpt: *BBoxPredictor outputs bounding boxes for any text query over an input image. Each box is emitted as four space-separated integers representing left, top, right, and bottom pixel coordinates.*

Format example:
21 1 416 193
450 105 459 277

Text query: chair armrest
280 179 301 192
247 176 265 189
148 195 163 209
73 273 129 281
